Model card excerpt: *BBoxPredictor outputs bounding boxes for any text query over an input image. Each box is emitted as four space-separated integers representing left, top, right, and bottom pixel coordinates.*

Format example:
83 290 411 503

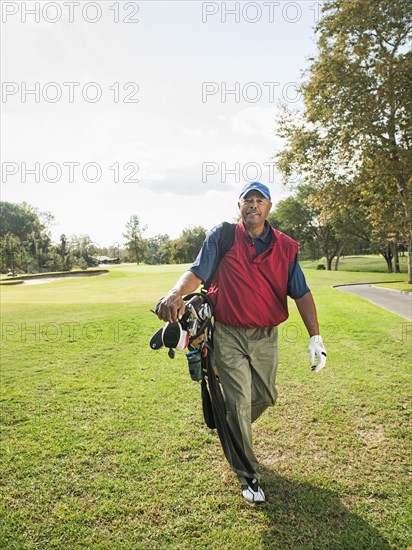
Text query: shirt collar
239 220 273 243
253 221 271 243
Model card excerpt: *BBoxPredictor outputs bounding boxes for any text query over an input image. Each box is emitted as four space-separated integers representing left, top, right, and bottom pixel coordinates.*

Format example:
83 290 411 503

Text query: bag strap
203 222 236 291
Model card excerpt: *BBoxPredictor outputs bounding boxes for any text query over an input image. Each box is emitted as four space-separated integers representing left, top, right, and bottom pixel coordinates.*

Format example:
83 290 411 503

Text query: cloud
231 107 278 138
182 127 204 139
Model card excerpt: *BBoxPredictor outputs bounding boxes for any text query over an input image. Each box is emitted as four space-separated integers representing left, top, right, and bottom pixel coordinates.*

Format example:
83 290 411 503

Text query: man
157 182 327 503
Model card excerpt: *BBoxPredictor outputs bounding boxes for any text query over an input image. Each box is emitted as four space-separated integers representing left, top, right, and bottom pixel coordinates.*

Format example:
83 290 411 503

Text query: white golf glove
308 335 327 373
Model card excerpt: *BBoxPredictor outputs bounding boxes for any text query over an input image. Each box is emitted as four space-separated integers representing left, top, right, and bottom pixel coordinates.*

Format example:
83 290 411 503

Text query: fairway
1 265 411 549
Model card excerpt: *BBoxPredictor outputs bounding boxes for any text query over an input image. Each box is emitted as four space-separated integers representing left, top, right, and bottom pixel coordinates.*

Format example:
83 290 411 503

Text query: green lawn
373 282 412 293
1 265 411 549
301 254 409 274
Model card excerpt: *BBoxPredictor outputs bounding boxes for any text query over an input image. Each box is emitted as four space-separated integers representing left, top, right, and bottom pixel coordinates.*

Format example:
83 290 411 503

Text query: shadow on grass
259 466 390 550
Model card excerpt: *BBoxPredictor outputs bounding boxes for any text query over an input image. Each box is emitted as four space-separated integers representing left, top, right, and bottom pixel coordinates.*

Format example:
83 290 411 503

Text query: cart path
334 284 412 321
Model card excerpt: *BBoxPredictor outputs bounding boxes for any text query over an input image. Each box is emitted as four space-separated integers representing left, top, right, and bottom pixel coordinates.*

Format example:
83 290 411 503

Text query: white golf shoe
241 479 266 503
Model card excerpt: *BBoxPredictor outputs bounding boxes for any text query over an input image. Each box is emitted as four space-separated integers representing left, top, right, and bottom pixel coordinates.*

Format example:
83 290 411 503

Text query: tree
58 234 70 270
169 226 207 264
123 215 147 264
268 195 314 250
45 247 64 272
0 202 53 273
64 234 95 268
0 233 27 274
325 206 371 270
1 202 37 240
303 0 412 281
269 186 342 269
144 234 171 265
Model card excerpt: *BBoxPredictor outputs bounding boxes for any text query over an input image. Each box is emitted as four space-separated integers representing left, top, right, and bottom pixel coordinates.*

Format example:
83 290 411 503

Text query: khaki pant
213 322 279 484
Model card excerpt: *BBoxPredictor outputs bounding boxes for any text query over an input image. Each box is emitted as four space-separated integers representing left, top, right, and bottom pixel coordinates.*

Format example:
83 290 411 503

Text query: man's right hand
156 271 202 323
156 290 186 323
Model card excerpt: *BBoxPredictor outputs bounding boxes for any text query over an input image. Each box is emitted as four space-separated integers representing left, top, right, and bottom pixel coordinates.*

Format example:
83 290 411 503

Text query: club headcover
149 327 164 350
162 322 189 351
149 322 189 352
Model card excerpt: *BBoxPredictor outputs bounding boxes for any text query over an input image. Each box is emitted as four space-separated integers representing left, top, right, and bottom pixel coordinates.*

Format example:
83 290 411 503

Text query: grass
373 282 412 293
1 263 411 549
301 254 409 274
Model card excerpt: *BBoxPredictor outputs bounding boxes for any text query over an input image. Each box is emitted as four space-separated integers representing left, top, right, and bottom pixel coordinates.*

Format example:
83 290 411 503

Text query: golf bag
200 342 257 482
149 291 256 485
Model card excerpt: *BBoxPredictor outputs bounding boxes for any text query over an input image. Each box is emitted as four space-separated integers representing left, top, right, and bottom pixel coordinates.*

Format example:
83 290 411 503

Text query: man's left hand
308 335 327 373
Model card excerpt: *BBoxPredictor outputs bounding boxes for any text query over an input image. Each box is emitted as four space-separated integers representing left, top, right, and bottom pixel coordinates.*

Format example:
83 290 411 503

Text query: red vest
208 221 298 328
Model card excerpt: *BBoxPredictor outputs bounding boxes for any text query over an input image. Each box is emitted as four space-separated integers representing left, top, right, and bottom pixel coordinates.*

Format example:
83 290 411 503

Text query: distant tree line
0 202 207 274
1 200 406 276
0 202 102 274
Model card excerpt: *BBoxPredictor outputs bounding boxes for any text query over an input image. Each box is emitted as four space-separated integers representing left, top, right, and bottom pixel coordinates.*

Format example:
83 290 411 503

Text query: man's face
238 191 272 227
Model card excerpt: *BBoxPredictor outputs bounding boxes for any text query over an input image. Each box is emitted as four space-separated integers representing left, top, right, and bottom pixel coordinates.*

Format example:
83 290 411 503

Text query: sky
1 0 322 247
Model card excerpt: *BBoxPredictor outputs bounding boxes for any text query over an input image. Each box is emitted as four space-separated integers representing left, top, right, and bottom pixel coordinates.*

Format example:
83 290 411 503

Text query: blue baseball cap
239 182 271 201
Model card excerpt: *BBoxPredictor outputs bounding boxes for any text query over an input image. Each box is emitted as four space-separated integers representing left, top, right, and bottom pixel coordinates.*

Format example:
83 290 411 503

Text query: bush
71 257 88 270
26 258 40 274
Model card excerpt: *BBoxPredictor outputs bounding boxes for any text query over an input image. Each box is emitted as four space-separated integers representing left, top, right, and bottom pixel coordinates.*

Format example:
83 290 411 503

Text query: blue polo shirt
190 223 310 299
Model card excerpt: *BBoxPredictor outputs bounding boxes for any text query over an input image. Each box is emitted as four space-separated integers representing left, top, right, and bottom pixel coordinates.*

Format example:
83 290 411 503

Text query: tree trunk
381 65 411 280
391 241 401 273
334 243 345 271
385 257 393 273
380 246 393 273
326 256 333 270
